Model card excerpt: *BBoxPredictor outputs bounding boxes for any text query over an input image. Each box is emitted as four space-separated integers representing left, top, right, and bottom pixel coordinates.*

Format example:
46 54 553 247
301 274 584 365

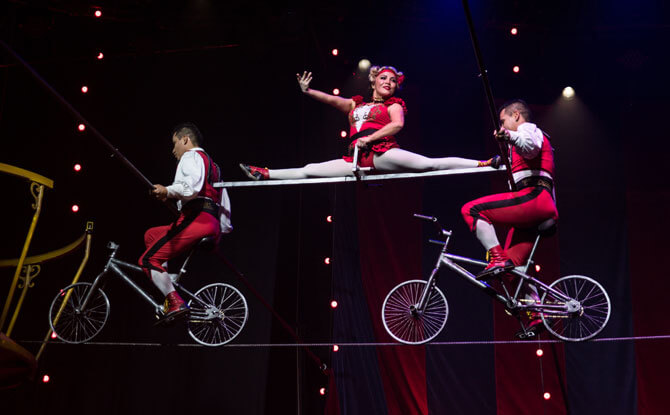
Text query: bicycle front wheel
49 282 110 344
382 279 448 345
187 283 248 346
541 275 611 341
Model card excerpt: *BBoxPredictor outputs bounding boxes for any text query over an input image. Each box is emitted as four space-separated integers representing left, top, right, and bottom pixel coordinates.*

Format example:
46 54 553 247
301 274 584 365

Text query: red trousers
461 186 558 266
138 210 220 277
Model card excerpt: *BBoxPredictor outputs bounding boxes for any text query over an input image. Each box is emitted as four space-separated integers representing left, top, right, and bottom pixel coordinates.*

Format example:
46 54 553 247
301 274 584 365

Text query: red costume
461 129 558 266
139 150 224 276
342 95 407 168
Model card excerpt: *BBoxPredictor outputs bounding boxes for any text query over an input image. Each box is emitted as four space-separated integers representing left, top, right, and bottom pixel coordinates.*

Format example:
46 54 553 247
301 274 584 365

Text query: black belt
350 128 379 141
516 176 553 192
182 198 220 218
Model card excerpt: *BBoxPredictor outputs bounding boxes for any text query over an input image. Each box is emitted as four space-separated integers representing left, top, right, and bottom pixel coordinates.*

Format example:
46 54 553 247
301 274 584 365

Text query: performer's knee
460 203 477 231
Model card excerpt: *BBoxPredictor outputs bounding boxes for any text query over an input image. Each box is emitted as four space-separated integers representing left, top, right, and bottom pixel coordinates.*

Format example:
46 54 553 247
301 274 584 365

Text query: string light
513 66 520 73
73 163 82 172
324 257 331 265
543 392 551 400
42 375 50 383
332 88 340 95
319 387 326 396
78 124 86 131
97 52 104 60
536 348 544 357
326 216 333 223
71 205 80 213
510 27 518 35
330 300 338 309
340 130 347 138
332 345 339 352
94 10 102 18
331 49 339 56
81 86 88 93
535 264 541 272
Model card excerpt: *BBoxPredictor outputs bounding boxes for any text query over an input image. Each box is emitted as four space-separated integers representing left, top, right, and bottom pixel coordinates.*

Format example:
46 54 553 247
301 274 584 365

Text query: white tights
268 148 481 180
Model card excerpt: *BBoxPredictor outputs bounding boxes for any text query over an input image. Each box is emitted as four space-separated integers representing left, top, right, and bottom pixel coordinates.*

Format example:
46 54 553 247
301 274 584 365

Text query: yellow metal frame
0 163 53 334
36 222 94 361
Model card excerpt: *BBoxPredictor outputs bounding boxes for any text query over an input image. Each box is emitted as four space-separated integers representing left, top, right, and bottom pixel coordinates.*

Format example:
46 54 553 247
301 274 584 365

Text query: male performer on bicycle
461 100 558 333
139 122 232 324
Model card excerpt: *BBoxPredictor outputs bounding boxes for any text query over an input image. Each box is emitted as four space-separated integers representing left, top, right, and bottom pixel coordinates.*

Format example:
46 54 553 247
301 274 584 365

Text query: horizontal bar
215 165 505 188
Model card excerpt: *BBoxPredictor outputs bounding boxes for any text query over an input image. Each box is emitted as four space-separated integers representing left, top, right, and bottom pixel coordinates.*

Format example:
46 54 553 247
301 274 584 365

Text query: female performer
240 66 499 180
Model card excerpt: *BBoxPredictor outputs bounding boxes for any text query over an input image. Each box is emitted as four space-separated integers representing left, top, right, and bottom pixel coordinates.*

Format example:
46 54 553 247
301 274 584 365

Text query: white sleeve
508 123 543 159
166 151 205 202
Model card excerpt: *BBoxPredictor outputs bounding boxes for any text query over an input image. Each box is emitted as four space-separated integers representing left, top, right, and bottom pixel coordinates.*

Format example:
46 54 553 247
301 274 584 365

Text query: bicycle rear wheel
541 275 611 341
382 280 448 345
187 283 248 346
49 282 110 344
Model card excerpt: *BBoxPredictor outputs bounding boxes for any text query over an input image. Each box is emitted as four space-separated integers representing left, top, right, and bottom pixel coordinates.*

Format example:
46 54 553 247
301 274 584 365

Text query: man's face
172 134 189 160
499 109 520 131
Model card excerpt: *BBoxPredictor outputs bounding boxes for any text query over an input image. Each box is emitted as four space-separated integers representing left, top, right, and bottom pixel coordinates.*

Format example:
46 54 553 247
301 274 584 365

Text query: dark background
1 0 669 414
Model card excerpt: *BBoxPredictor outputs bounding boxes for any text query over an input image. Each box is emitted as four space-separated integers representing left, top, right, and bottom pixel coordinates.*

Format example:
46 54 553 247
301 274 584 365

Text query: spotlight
94 10 102 18
42 375 50 383
536 348 544 357
81 86 88 93
358 59 371 71
332 88 340 95
340 130 347 138
332 345 339 352
77 124 86 131
543 392 551 400
331 49 339 56
562 86 575 99
330 300 338 309
73 163 82 172
71 205 80 213
97 52 104 60
510 27 518 35
513 66 520 73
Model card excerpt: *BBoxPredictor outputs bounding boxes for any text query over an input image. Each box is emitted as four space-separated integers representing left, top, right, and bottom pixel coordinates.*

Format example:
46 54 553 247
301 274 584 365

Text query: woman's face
373 71 398 99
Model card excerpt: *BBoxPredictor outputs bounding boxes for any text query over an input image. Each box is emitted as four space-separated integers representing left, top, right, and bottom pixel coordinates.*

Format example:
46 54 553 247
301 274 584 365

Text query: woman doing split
240 66 500 180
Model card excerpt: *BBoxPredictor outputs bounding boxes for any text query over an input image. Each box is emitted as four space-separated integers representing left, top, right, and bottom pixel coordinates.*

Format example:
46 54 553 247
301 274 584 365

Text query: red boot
239 163 269 180
156 291 189 326
477 245 514 280
477 155 502 169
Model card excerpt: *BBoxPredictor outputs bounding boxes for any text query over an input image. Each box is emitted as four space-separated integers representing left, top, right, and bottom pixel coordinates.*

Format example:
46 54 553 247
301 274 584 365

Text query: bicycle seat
537 218 557 237
195 236 218 252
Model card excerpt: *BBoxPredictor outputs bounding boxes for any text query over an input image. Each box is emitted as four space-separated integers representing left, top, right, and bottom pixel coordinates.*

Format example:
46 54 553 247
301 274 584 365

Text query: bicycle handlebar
413 213 452 237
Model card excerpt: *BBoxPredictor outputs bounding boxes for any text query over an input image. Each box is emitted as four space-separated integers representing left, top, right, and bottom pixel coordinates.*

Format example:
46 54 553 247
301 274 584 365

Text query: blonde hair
368 65 404 86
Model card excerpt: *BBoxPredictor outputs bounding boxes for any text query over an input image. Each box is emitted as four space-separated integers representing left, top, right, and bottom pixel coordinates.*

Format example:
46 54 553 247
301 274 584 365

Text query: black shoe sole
239 163 261 181
476 264 515 281
154 308 190 327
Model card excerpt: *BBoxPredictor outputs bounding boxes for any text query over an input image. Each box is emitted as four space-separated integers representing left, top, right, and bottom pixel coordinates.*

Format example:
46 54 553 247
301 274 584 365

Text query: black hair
172 122 204 147
500 99 532 122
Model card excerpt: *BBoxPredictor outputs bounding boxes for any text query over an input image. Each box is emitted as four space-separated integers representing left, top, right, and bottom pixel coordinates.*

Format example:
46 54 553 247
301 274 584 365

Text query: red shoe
515 315 546 339
477 245 514 280
477 155 502 169
156 291 189 326
239 163 269 180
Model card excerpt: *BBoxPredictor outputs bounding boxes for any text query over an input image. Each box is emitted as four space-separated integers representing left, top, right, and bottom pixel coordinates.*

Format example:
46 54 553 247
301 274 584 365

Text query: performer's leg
373 148 491 172
475 220 501 250
268 159 354 179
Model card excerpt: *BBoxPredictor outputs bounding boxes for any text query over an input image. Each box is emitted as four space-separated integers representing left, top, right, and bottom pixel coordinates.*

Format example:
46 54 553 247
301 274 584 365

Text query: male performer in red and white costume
139 123 232 322
461 100 558 277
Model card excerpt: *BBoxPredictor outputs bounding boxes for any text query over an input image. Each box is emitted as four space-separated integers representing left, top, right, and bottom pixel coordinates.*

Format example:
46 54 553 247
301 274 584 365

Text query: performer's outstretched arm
297 71 354 113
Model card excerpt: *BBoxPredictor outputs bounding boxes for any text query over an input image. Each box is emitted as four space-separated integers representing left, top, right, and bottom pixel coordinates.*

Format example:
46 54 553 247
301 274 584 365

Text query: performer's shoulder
384 97 407 114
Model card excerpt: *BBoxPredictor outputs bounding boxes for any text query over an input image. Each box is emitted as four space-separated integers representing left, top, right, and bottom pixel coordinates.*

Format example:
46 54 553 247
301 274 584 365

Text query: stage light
330 300 338 309
42 375 50 383
536 348 544 357
71 205 80 213
51 331 57 339
358 59 371 71
81 86 88 93
331 49 339 56
78 124 86 131
94 10 102 18
535 264 541 272
97 52 104 60
326 215 333 223
324 257 331 265
513 66 520 73
319 387 326 396
73 163 82 172
340 130 347 138
332 88 340 95
543 392 551 400
333 345 339 352
562 86 575 99
510 27 518 35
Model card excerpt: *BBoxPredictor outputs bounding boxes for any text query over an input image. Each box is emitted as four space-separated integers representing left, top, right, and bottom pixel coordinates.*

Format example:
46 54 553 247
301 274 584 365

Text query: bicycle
48 237 248 347
382 214 611 344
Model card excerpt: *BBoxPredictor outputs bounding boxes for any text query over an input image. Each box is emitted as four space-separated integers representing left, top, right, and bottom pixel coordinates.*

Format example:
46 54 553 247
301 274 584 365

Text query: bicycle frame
79 242 210 317
418 231 576 319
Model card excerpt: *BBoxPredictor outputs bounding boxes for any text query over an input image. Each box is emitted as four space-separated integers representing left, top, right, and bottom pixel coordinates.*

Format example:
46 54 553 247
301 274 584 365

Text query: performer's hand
356 137 370 149
494 128 510 142
151 184 168 202
296 71 312 93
